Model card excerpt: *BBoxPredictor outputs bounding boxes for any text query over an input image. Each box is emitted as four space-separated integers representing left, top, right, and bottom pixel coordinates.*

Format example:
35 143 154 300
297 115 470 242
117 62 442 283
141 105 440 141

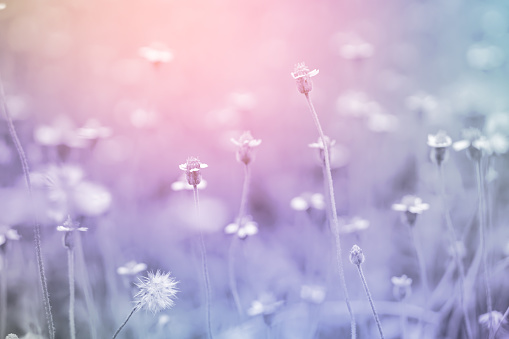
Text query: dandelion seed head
134 270 179 314
349 244 365 266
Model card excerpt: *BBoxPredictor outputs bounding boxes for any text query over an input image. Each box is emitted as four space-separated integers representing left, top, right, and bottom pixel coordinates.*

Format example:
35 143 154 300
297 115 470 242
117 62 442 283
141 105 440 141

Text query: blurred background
1 0 509 338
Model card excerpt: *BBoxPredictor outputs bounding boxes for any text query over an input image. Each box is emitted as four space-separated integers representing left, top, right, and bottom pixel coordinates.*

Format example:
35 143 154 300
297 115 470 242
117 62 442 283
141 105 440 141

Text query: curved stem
228 236 243 318
304 92 356 339
409 227 430 338
476 160 493 338
0 75 55 339
356 265 385 339
438 164 473 339
112 306 137 339
0 253 6 339
67 245 76 339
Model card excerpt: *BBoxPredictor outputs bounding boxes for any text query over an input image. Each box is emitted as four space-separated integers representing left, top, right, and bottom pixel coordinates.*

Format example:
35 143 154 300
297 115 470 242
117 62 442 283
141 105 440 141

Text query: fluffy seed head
349 244 365 266
134 270 179 313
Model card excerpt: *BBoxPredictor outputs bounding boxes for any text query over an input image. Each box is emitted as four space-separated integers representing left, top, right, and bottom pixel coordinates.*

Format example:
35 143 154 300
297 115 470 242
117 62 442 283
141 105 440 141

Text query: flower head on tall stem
392 195 429 227
391 275 413 301
309 135 336 164
291 63 319 94
231 131 261 165
428 130 452 166
0 227 20 249
134 270 179 313
117 261 147 276
224 215 258 239
179 157 208 187
453 128 491 161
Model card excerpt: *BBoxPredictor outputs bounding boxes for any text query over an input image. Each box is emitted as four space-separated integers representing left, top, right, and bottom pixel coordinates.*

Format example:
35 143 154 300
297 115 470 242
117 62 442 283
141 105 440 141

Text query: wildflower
134 271 179 313
428 130 453 165
406 92 438 116
291 62 319 94
117 260 147 276
33 116 88 149
300 285 326 304
339 217 370 234
231 131 262 165
290 192 325 211
453 128 491 161
247 293 284 326
349 244 365 266
309 136 336 164
179 157 208 187
488 132 509 155
224 216 258 239
0 228 20 247
56 216 87 249
139 42 174 65
478 310 505 332
0 3 6 10
77 119 112 140
366 112 399 132
170 174 207 191
391 274 412 301
392 195 429 226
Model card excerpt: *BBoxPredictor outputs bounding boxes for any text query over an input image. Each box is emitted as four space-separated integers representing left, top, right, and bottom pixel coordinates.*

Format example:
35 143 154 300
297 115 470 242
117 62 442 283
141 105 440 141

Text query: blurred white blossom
224 216 258 239
290 193 325 211
139 42 174 65
300 285 326 304
117 260 147 276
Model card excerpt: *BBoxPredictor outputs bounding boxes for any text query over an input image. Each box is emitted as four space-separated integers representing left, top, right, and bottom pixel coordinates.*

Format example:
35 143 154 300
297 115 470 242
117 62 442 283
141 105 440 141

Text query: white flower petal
178 164 187 171
57 226 70 232
309 69 319 77
243 223 259 236
391 203 407 211
200 163 208 169
290 197 309 211
224 223 239 234
452 140 470 151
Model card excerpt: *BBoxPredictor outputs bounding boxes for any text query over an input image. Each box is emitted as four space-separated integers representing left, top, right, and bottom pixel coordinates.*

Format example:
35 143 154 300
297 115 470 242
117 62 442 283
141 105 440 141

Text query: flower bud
349 244 365 266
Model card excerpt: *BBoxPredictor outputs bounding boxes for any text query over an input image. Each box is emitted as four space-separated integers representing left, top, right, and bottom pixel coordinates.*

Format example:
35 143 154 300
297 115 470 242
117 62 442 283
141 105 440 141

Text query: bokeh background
1 0 509 338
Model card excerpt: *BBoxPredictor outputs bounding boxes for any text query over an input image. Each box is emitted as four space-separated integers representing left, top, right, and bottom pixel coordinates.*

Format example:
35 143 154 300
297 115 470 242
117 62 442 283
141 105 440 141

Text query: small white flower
427 131 452 148
478 311 505 331
339 217 370 234
453 128 491 154
224 216 258 239
406 92 438 114
391 274 412 301
179 157 208 187
291 62 319 94
77 119 112 140
56 216 88 232
117 261 148 276
308 136 336 150
0 228 21 246
392 195 430 214
134 270 179 313
247 293 283 317
290 193 325 211
300 285 326 304
34 116 87 148
231 131 262 165
139 42 174 64
349 244 365 266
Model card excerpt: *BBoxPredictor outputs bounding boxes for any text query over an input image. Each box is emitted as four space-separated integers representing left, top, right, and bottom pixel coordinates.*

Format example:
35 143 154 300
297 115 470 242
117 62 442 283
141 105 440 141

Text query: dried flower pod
349 244 365 266
179 157 208 187
291 63 319 94
231 131 261 165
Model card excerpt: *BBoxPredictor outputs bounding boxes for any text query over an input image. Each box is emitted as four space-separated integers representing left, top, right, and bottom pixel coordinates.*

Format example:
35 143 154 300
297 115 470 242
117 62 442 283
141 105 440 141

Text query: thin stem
356 264 385 339
493 305 509 338
67 245 76 339
438 164 473 339
476 160 494 338
304 92 356 339
399 301 408 339
238 164 250 223
409 227 430 338
194 185 213 339
228 236 243 317
0 253 6 339
111 306 138 339
0 75 55 339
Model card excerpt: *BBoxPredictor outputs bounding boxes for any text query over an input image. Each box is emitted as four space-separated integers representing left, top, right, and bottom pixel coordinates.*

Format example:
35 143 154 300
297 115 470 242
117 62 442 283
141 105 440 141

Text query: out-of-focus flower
467 44 505 71
179 157 208 187
0 227 20 246
6 334 19 339
224 216 258 239
171 174 207 191
340 40 374 60
134 270 179 313
300 285 326 304
336 91 382 118
291 62 319 94
56 215 88 232
391 274 412 301
247 293 284 318
33 116 87 148
366 112 399 132
231 131 261 165
486 112 509 137
229 92 256 111
349 244 365 266
290 193 325 211
0 3 6 10
392 195 429 226
139 42 174 65
428 130 452 165
157 314 171 329
77 119 112 140
453 128 491 161
478 311 505 332
117 260 147 276
130 108 159 129
488 133 509 155
406 92 438 116
339 217 370 234
33 164 112 218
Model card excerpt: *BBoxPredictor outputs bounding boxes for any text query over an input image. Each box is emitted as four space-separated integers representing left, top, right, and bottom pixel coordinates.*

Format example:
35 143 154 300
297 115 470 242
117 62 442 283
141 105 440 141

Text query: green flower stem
356 264 385 339
304 92 356 339
476 160 494 339
112 305 138 339
0 75 55 339
67 244 76 339
194 185 214 339
438 164 473 339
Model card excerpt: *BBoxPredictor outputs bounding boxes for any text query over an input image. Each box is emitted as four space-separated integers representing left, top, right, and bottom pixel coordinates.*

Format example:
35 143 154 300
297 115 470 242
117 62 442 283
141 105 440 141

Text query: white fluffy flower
134 271 179 313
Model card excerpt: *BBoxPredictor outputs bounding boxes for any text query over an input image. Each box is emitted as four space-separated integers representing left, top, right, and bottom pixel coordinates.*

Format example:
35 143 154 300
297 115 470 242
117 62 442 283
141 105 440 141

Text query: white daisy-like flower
291 62 319 94
56 215 88 232
339 217 370 234
428 130 452 148
117 260 148 276
231 131 261 165
300 285 326 304
139 42 174 65
179 157 208 187
247 293 284 317
0 228 21 246
134 270 179 313
224 216 258 239
391 274 412 301
77 119 112 140
392 195 430 214
290 193 325 211
453 128 492 161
